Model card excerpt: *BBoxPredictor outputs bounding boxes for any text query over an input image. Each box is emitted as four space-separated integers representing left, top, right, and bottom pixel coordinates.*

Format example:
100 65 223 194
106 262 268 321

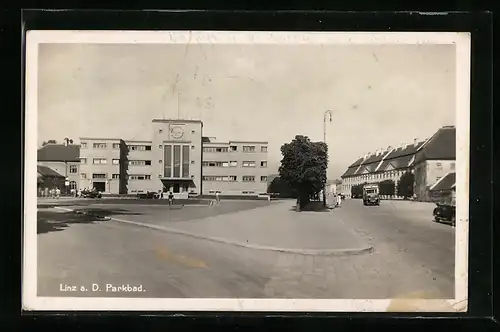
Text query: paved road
36 198 455 299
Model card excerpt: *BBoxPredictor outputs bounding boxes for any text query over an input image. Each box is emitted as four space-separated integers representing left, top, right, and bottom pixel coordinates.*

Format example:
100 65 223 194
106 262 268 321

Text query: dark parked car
433 202 456 226
81 189 102 199
137 191 159 199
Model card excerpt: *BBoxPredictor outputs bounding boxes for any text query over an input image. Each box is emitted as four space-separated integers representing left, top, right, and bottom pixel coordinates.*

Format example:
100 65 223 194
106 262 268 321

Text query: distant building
413 126 456 201
428 172 456 204
38 119 269 197
340 125 456 201
37 143 80 193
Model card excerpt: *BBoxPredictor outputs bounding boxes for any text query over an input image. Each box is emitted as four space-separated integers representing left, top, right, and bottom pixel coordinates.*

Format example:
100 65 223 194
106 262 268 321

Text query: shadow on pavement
37 208 145 235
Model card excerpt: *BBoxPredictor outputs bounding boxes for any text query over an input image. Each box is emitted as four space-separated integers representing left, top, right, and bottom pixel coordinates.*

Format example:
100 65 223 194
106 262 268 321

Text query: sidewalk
112 200 373 256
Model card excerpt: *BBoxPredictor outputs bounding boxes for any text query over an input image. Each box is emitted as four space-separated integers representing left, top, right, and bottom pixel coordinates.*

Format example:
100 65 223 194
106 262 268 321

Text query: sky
37 42 456 179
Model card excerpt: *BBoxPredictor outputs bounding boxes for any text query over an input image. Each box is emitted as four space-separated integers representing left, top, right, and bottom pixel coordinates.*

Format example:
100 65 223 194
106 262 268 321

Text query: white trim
429 172 451 191
408 155 416 167
374 148 394 172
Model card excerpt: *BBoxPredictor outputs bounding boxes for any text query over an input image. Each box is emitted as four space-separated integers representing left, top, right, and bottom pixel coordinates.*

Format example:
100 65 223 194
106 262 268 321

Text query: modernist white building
37 119 269 197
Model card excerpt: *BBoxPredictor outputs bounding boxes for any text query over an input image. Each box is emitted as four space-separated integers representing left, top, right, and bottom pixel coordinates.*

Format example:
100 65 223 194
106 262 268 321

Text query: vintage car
81 189 102 199
137 191 159 199
433 202 456 226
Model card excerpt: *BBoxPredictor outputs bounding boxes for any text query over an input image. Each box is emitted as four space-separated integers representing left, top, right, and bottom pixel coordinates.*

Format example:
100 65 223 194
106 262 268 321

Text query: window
191 130 196 134
203 147 229 153
112 143 120 149
93 158 107 164
222 162 229 167
243 176 255 182
242 161 256 167
80 173 87 179
202 176 236 182
112 174 120 179
230 161 238 167
129 160 151 166
230 146 237 151
129 145 150 151
69 165 77 173
261 146 268 152
229 176 237 181
80 158 87 164
159 129 163 133
243 146 256 152
69 181 77 190
164 145 172 177
182 145 190 178
191 160 195 164
112 159 120 165
81 142 87 149
93 143 107 149
173 145 181 177
202 161 228 167
242 191 255 194
261 176 268 182
260 161 267 167
128 175 151 180
92 173 106 179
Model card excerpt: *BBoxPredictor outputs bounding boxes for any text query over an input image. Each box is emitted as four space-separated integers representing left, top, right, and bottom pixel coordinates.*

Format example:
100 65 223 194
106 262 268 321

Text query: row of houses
340 125 456 201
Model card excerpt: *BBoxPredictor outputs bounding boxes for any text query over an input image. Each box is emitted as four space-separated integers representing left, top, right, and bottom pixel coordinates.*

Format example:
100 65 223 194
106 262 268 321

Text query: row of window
202 161 267 168
203 146 267 153
80 158 153 166
81 142 154 151
81 173 152 180
202 175 267 182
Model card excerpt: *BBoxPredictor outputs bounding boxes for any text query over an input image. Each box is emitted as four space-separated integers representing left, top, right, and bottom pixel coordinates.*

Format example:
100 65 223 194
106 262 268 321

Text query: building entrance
173 183 180 193
93 181 105 192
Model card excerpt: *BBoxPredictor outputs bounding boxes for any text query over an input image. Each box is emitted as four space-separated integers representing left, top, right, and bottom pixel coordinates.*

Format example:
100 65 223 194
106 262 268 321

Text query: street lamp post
323 110 333 207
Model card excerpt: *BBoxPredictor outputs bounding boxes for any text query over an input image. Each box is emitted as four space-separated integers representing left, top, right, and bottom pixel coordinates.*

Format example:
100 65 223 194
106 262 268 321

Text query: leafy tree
351 182 367 198
379 179 395 197
278 135 328 211
397 171 415 199
267 176 298 198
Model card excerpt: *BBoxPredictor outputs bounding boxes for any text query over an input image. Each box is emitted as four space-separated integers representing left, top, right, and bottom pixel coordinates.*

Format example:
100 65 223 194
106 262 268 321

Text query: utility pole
323 110 333 207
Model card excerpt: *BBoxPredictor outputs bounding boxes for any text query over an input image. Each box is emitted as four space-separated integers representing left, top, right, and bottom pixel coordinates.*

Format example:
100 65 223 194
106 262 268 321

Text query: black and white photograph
23 31 470 312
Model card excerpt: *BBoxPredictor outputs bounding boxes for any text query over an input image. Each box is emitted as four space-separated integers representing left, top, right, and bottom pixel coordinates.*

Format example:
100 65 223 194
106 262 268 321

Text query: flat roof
125 140 153 144
230 141 268 144
152 119 203 124
79 137 122 141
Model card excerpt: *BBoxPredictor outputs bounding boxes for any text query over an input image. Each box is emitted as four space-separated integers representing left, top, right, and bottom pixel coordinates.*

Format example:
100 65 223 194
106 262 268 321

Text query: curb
55 206 373 256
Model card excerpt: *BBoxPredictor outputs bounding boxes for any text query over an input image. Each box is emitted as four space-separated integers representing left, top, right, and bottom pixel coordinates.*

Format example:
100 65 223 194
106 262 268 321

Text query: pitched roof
37 165 64 178
37 144 80 162
348 157 365 168
341 167 357 178
415 126 456 164
429 172 456 191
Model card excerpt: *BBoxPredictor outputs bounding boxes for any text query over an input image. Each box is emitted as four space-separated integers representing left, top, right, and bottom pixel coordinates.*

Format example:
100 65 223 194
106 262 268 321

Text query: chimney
414 138 418 146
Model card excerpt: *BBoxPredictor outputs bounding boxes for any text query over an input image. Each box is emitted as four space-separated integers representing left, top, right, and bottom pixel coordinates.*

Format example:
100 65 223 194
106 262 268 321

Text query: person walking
215 191 221 204
337 193 342 208
168 191 174 206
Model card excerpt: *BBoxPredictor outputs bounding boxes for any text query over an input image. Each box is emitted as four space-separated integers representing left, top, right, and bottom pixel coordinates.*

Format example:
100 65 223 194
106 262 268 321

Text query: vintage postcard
23 31 470 312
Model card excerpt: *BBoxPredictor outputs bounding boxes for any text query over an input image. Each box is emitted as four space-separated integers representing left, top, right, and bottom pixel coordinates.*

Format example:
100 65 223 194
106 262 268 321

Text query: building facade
37 143 80 193
340 125 456 201
201 139 269 195
37 119 269 197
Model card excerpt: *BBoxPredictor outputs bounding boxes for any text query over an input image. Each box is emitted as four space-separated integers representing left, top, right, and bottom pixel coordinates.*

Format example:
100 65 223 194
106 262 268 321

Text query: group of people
38 187 61 198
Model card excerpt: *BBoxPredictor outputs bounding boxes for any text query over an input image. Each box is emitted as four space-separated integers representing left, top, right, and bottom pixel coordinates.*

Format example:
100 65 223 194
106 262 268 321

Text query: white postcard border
23 30 471 312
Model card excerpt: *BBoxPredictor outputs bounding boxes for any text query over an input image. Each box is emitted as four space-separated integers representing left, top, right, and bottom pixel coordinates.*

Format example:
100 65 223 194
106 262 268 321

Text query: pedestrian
215 191 221 204
168 191 174 206
55 187 61 199
337 193 342 208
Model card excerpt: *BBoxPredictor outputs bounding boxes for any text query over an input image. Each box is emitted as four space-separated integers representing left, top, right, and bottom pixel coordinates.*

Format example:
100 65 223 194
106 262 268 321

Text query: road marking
155 247 208 269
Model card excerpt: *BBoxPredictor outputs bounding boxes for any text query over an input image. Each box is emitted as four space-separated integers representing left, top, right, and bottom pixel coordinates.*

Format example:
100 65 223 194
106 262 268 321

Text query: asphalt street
36 198 455 299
